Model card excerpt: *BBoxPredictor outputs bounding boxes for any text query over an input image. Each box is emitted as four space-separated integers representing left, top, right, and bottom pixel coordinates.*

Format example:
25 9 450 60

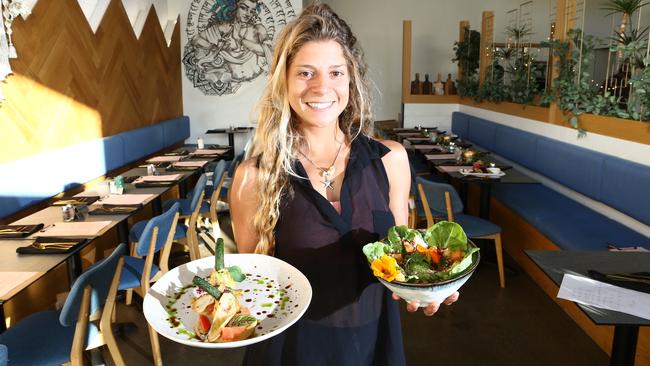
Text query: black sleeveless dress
243 136 406 366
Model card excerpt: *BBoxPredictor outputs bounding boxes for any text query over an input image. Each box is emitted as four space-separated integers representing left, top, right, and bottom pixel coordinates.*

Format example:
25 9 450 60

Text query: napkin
0 224 44 239
16 237 87 255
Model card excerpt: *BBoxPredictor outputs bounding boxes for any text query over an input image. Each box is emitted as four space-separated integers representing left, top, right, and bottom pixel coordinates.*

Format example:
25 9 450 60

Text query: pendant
321 173 334 190
321 169 334 190
319 166 336 190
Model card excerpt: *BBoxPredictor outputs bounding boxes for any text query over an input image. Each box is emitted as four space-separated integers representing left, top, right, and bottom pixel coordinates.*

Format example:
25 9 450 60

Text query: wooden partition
0 0 182 164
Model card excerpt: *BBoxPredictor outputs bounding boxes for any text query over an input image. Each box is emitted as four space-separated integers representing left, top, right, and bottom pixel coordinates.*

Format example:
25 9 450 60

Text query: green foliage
601 0 649 16
541 29 630 135
453 27 481 80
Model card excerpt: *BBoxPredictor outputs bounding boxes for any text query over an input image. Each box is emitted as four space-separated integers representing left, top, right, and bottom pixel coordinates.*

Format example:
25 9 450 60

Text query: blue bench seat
492 184 650 250
0 116 190 221
451 111 650 251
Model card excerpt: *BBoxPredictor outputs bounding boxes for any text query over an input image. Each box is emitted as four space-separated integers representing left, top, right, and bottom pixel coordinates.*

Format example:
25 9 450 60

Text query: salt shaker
62 204 76 222
147 164 157 176
197 137 205 149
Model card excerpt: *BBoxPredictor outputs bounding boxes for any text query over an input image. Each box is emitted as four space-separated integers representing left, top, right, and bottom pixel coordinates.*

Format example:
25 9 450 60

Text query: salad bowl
363 222 480 306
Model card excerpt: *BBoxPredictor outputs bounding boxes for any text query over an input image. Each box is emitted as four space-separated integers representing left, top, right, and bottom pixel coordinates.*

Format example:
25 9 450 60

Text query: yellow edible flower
371 255 401 282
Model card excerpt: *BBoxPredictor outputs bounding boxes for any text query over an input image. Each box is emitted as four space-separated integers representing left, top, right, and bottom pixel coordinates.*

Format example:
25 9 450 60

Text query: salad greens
363 221 479 283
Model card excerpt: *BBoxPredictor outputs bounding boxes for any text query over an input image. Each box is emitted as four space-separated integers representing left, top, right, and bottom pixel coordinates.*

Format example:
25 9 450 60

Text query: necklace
300 141 344 190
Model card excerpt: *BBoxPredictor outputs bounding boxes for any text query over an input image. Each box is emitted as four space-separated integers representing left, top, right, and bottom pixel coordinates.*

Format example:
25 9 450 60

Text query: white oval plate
143 254 312 348
459 169 506 178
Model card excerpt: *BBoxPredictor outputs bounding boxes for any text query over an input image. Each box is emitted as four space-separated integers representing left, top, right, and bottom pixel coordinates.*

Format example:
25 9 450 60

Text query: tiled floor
108 250 608 366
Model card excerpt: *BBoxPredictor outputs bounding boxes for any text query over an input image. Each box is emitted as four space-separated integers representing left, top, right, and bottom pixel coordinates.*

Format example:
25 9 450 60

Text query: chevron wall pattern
0 0 182 164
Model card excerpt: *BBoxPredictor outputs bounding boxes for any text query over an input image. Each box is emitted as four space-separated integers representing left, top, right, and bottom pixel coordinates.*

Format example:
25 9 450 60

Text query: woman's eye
331 71 344 77
298 71 313 78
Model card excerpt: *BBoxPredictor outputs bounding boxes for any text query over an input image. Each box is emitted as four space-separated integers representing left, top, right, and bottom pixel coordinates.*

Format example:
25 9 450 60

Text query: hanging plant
543 29 627 135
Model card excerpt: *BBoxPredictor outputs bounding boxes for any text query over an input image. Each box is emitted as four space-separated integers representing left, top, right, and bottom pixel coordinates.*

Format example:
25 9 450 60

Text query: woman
230 4 458 365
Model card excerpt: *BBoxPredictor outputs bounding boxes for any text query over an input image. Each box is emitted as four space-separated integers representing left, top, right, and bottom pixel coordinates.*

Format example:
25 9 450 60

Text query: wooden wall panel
0 0 182 164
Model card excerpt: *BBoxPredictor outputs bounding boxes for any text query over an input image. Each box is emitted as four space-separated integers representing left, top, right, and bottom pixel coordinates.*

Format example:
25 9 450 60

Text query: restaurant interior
0 0 649 365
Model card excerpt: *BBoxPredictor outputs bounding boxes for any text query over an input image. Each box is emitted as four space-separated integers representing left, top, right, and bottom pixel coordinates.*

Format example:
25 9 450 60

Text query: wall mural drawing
183 0 296 96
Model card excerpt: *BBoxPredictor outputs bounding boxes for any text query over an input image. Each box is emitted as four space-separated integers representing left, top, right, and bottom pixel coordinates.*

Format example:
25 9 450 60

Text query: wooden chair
0 244 127 365
417 177 505 288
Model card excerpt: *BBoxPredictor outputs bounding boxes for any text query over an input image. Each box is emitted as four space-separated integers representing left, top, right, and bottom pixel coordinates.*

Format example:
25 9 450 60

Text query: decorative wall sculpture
183 0 296 96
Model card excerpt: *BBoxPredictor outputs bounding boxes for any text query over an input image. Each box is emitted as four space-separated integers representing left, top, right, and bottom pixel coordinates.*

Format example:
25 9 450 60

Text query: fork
33 243 75 250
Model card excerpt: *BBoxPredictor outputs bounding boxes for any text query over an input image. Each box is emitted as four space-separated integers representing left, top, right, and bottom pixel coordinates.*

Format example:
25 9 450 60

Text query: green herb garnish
192 276 222 300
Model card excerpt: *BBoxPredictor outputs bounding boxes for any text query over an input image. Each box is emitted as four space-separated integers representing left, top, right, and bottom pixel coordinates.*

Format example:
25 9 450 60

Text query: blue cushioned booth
451 111 650 250
0 116 190 220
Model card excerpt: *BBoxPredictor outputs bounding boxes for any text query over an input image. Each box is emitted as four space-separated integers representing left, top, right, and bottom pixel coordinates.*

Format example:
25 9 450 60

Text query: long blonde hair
248 3 372 255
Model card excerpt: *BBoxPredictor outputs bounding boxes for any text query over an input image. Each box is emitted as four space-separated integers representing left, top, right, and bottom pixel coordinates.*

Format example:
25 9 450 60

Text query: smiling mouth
305 101 335 110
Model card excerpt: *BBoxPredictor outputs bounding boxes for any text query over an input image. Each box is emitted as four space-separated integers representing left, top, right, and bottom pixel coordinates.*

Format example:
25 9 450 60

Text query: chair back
135 202 180 257
416 177 464 226
227 151 244 177
189 174 208 212
209 160 228 224
211 160 228 193
0 344 7 366
416 177 464 214
60 243 127 327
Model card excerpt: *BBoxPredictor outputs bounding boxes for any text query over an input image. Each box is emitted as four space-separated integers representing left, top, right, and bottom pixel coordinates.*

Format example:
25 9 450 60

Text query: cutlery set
31 241 78 250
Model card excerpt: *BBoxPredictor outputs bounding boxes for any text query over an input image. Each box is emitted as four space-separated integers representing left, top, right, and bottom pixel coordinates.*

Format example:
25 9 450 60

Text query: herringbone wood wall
0 0 182 164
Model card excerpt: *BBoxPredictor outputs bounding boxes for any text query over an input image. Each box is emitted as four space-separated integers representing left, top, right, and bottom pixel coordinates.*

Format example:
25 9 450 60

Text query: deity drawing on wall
183 0 296 95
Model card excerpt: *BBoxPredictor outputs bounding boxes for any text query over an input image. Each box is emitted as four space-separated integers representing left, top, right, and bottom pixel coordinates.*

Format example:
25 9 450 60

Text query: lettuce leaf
448 247 480 275
424 221 468 251
362 241 389 261
387 225 411 253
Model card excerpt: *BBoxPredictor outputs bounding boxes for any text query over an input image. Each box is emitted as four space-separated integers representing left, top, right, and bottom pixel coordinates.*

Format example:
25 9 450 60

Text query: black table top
526 250 650 326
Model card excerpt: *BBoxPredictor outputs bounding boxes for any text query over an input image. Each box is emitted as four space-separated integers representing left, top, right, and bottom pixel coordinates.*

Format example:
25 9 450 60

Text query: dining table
0 145 228 333
205 126 254 152
526 250 650 366
429 154 538 219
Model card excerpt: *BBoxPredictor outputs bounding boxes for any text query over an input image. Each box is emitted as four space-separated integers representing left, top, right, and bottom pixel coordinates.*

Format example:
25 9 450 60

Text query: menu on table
134 174 183 183
35 221 113 238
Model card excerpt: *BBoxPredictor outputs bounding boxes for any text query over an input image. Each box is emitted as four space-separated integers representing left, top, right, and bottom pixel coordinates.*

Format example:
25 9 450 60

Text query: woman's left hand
392 291 459 316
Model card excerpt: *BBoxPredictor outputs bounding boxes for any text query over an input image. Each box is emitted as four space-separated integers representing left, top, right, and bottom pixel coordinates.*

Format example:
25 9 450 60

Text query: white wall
322 0 547 122
167 0 301 152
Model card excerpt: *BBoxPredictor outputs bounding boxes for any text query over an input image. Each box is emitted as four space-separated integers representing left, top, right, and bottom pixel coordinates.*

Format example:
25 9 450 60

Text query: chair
120 202 179 366
0 343 7 366
220 150 245 201
130 175 207 261
416 177 505 288
201 159 228 225
0 244 127 366
122 202 180 305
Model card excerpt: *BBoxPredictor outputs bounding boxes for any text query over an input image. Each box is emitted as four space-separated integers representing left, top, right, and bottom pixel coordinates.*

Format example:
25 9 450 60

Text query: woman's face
287 40 350 129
